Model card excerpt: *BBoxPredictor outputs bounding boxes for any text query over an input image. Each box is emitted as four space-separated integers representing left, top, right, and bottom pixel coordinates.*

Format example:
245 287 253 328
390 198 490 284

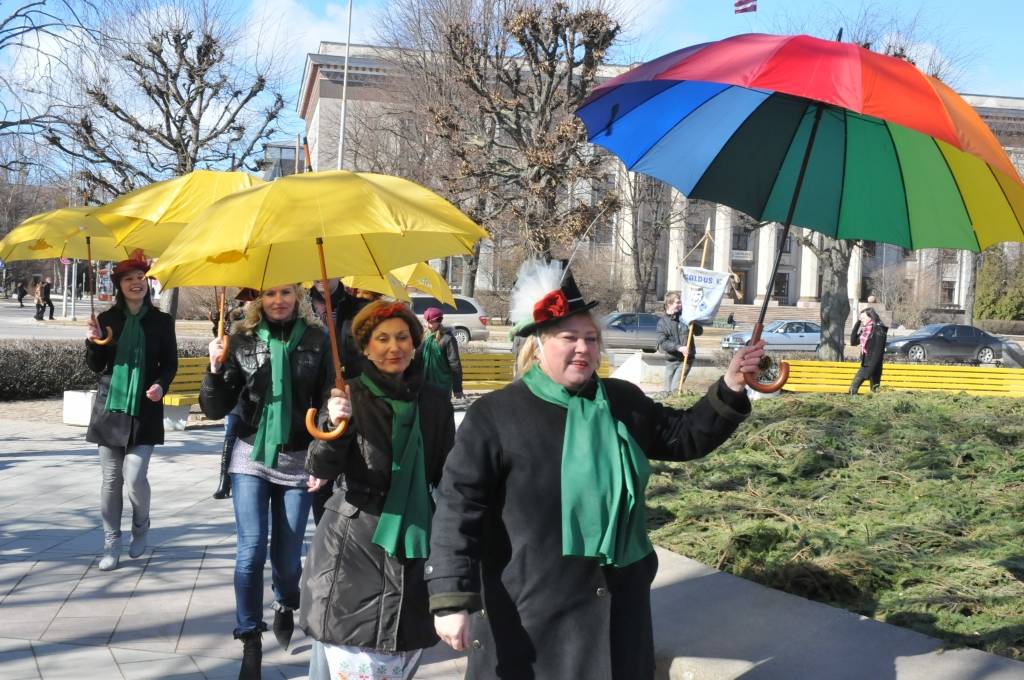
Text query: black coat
656 313 700 363
199 321 333 452
426 376 750 679
850 320 888 368
310 285 368 380
299 362 455 652
85 305 178 448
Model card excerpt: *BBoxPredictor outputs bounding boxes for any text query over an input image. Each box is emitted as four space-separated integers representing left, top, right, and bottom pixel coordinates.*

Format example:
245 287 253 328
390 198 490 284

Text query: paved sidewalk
1 417 1022 679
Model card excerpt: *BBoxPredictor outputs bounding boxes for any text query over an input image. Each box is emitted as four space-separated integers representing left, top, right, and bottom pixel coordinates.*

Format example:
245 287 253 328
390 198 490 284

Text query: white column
712 204 732 273
664 188 687 290
848 245 864 316
798 228 819 306
753 223 777 304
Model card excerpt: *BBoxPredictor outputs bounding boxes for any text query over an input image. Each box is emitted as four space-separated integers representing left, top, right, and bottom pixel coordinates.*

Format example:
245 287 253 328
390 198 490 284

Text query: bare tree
41 0 284 201
615 169 680 311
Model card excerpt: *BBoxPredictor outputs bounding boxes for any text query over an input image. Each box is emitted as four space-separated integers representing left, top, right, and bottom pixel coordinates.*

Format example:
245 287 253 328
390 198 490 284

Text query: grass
652 389 1024 659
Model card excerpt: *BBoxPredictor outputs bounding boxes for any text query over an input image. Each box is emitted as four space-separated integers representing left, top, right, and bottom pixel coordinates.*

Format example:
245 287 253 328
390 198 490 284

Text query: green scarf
105 305 149 417
360 373 431 559
521 365 653 568
251 319 306 468
420 334 452 395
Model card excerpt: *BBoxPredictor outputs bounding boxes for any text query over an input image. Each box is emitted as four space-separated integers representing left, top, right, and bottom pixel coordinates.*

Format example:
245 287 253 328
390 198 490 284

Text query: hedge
0 338 208 401
975 319 1024 336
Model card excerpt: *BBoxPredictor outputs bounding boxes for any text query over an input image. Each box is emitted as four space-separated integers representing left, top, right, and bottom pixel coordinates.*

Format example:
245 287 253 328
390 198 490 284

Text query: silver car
409 293 489 344
721 319 822 351
600 312 661 352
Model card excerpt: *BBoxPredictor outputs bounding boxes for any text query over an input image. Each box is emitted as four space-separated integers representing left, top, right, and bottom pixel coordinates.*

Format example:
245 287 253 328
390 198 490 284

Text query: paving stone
31 642 121 680
39 615 119 646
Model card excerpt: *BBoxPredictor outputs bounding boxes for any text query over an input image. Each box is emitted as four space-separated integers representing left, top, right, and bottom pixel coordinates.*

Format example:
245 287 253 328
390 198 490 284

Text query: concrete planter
62 390 96 426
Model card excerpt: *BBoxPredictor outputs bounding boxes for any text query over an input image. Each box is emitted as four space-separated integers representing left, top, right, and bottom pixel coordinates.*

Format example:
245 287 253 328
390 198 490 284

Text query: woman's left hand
145 384 164 402
307 475 330 492
724 339 766 392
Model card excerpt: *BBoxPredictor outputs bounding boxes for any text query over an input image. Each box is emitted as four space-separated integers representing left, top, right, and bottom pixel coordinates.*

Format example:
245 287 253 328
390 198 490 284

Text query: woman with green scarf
417 307 463 399
199 284 332 680
85 257 178 572
300 301 455 680
425 259 766 680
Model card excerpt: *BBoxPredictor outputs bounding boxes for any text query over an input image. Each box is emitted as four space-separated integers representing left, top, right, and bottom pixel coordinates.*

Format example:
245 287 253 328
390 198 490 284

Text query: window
638 314 660 329
777 231 792 253
903 247 915 260
941 281 956 304
863 241 877 257
732 228 751 250
772 273 790 301
805 322 821 332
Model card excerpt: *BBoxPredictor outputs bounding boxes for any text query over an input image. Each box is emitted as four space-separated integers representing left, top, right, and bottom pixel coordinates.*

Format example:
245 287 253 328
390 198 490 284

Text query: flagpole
677 222 713 394
336 0 354 170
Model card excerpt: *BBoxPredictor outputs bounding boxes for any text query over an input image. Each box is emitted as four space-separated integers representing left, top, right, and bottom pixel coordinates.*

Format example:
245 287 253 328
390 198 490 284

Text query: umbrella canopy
577 33 1024 251
148 170 488 290
0 207 156 262
93 169 263 254
343 262 455 306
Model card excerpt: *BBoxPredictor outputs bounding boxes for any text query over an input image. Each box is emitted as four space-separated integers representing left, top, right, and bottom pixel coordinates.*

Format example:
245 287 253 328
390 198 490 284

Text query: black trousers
41 299 54 319
849 358 884 393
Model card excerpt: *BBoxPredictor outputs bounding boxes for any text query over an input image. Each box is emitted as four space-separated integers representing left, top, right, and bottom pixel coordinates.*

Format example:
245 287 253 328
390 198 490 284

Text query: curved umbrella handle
743 323 789 394
306 407 348 441
90 313 114 346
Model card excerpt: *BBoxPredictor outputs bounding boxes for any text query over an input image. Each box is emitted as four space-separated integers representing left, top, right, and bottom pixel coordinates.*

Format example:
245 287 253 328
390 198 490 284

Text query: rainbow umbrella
577 33 1024 391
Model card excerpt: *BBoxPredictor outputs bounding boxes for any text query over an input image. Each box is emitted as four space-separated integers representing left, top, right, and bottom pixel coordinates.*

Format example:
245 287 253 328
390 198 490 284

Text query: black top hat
515 267 599 337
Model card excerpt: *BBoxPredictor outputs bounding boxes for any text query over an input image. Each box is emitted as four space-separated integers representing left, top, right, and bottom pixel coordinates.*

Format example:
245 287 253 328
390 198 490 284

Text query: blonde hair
664 291 680 309
514 312 603 378
231 285 321 335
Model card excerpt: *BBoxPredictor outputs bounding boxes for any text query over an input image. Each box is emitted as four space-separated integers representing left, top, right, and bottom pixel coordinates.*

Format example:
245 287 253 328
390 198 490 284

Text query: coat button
471 639 482 650
479 609 487 619
424 565 433 575
596 586 608 598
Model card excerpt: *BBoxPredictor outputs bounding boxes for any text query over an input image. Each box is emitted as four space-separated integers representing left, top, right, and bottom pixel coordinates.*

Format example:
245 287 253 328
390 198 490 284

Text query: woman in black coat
300 301 455 680
425 260 765 680
418 306 464 399
85 258 177 572
199 284 332 680
848 307 888 394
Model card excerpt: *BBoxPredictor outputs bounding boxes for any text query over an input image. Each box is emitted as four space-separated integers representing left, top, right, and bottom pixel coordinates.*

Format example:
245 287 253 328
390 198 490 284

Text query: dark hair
352 301 423 349
861 307 881 324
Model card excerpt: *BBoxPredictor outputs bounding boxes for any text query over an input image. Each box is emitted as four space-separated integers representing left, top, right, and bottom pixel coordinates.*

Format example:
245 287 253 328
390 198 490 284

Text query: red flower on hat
533 289 568 323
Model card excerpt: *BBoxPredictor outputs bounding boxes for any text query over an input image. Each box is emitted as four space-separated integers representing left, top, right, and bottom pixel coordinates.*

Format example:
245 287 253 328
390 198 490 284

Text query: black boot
272 602 294 650
235 630 262 680
212 441 232 499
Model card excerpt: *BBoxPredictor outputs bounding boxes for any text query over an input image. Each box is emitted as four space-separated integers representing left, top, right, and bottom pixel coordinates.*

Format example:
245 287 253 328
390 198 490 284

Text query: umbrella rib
756 95 812 221
928 135 980 252
882 121 914 252
261 242 273 290
833 107 849 241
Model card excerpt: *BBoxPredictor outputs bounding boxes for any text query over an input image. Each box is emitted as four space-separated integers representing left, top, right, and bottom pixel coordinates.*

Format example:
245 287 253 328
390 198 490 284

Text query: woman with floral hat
425 259 766 680
85 256 178 572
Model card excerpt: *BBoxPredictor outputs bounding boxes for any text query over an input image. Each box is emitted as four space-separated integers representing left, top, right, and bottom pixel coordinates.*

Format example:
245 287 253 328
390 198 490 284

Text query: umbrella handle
85 237 113 345
306 408 348 441
90 313 114 345
743 323 789 394
217 288 230 363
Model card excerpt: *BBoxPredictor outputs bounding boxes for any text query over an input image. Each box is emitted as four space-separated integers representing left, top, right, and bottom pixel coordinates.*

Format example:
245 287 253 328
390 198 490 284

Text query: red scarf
859 320 874 355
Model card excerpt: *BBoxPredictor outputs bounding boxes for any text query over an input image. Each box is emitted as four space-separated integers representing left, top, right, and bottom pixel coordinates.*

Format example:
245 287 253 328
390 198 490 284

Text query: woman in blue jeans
199 284 333 680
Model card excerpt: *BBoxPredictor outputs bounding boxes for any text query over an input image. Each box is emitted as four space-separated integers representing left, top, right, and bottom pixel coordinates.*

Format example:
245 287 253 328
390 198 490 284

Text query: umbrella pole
217 287 230 360
306 237 349 441
746 103 825 393
86 236 113 345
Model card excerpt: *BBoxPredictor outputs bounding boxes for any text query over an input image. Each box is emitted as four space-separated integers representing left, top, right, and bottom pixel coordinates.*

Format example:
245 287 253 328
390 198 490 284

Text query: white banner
679 267 731 325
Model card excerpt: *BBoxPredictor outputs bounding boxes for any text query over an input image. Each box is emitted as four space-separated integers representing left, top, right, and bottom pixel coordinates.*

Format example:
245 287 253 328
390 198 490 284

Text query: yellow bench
461 353 612 392
163 356 207 407
784 360 1024 397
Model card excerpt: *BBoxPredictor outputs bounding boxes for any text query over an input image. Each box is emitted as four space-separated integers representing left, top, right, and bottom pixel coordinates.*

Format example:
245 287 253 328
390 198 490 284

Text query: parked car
600 312 662 352
409 293 489 344
721 319 822 351
885 323 1002 363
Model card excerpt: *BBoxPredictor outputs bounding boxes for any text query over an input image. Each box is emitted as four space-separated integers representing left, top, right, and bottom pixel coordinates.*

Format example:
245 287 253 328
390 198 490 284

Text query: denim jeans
231 472 313 635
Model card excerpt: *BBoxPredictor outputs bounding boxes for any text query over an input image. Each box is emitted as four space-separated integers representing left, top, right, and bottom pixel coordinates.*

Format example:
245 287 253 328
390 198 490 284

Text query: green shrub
0 338 208 401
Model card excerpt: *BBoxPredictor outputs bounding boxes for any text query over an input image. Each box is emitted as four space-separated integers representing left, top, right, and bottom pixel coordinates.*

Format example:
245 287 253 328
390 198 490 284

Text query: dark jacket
299 361 455 653
199 320 333 452
425 376 750 679
657 312 700 363
85 304 178 448
419 326 463 394
310 285 368 380
850 320 888 368
41 282 52 302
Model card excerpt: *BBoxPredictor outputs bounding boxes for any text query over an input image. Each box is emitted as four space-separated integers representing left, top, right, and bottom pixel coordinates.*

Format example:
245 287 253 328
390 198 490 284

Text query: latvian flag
735 0 757 13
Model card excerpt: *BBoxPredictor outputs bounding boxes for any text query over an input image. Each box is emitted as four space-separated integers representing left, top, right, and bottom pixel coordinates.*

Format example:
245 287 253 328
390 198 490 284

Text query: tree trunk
461 241 481 297
816 238 853 361
164 288 179 320
962 251 978 325
618 288 643 312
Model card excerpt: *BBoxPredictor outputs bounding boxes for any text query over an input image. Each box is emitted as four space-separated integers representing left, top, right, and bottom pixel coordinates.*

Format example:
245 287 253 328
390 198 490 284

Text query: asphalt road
0 296 212 340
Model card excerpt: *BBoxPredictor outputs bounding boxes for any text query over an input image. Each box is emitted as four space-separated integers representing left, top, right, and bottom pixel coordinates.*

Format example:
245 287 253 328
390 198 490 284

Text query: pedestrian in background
418 307 464 400
656 292 702 393
849 307 887 394
85 257 178 572
41 276 54 320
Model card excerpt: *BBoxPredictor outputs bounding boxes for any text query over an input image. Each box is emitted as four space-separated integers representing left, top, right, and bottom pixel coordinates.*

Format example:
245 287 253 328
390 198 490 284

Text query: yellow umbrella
343 262 455 306
93 169 263 254
148 170 488 441
0 207 158 344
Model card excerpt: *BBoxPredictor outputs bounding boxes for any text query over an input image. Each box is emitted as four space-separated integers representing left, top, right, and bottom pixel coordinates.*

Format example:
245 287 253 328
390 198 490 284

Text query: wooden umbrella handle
743 323 790 393
217 288 230 361
305 237 350 441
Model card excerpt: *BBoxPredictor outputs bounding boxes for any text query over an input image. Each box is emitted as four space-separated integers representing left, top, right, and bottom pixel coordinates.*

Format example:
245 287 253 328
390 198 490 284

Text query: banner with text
679 267 731 325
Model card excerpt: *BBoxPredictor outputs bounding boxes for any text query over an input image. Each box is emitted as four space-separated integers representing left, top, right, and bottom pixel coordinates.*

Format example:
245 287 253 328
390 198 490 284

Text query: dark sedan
600 312 661 352
885 324 1003 363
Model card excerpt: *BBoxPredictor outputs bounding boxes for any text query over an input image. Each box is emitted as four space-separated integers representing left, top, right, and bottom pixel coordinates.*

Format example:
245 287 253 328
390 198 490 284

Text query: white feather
509 259 564 326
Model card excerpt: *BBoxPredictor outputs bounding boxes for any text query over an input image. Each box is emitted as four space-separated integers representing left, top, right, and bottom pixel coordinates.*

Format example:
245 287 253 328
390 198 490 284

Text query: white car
721 319 821 351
